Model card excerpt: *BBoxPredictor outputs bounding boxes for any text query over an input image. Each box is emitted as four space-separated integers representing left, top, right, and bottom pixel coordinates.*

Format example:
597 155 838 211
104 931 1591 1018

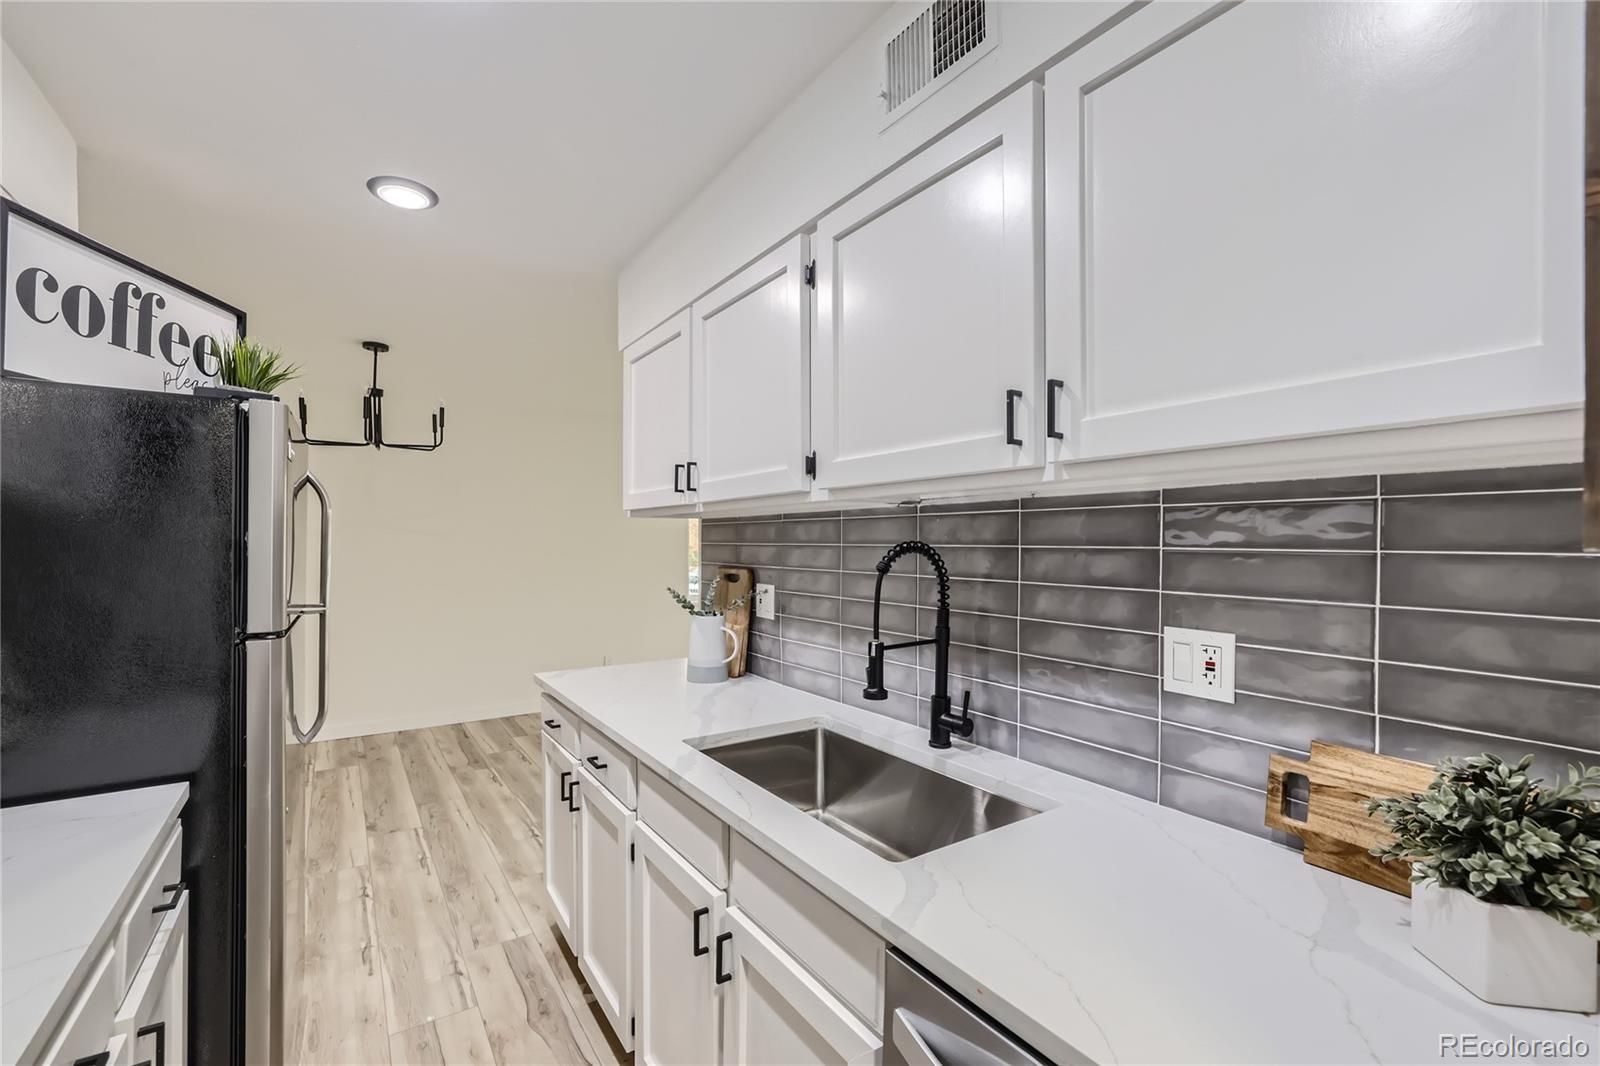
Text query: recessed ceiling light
366 175 438 211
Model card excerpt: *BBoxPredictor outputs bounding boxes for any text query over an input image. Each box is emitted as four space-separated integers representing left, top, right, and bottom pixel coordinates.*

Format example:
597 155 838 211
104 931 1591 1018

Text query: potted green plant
211 334 301 396
667 579 747 684
1368 754 1599 1011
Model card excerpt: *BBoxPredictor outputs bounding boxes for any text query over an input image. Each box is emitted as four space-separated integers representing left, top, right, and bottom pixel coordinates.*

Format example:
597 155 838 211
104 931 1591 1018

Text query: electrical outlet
1163 626 1235 703
754 583 776 621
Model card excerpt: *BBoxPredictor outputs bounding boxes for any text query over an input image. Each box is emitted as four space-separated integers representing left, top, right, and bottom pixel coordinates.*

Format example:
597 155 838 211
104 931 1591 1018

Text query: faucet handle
953 690 975 738
960 690 971 718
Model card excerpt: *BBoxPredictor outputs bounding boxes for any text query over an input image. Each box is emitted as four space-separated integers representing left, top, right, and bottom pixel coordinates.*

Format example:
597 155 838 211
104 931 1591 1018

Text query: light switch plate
1163 626 1235 703
754 583 776 621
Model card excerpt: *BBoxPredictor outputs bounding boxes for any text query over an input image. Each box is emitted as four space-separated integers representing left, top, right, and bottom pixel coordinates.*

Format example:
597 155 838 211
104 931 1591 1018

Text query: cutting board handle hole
1281 772 1310 821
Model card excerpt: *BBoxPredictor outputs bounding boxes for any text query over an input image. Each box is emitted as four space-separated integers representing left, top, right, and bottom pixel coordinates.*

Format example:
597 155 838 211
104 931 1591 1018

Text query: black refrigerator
1 374 330 1064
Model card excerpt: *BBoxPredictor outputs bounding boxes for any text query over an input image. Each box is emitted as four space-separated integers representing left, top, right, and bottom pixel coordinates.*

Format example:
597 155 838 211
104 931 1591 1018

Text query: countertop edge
3 782 189 1066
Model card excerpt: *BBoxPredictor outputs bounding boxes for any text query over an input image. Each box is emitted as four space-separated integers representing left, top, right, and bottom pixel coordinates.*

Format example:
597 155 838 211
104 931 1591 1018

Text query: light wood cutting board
1264 741 1438 896
713 566 753 678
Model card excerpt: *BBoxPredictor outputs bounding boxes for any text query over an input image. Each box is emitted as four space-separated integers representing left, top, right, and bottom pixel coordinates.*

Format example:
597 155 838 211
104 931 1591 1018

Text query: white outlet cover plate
754 583 776 621
1163 626 1235 704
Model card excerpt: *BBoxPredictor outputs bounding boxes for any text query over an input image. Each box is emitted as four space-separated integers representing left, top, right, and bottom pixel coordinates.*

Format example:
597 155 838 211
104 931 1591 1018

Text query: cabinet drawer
730 832 884 1032
39 944 117 1065
638 765 728 888
115 889 188 1064
540 695 578 756
578 723 637 809
115 823 182 1001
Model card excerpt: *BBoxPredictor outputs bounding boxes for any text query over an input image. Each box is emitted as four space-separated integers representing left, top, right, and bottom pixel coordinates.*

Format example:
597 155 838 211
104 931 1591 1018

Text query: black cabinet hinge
804 451 817 478
803 260 816 288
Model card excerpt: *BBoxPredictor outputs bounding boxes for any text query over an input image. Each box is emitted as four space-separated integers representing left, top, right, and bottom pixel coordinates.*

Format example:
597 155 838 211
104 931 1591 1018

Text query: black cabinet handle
714 931 733 984
586 755 608 771
673 463 686 493
1046 379 1065 440
543 717 560 729
152 881 186 914
567 778 580 813
137 1021 167 1066
686 461 698 492
558 769 572 803
1005 389 1023 446
692 906 710 956
72 1055 110 1066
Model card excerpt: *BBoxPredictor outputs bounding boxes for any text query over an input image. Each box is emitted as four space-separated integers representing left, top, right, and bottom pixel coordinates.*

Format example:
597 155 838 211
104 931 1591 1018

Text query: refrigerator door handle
287 470 331 744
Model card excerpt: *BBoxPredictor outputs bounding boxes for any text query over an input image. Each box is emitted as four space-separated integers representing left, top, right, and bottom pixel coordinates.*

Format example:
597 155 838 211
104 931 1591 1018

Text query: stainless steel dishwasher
883 948 1055 1066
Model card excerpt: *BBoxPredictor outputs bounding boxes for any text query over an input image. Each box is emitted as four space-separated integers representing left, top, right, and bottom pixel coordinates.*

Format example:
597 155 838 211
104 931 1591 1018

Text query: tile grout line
1374 475 1385 756
1155 486 1165 805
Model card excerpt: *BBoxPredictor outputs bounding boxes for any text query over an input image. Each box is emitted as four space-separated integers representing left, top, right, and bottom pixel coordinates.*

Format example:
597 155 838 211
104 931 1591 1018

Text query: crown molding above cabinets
620 0 1587 518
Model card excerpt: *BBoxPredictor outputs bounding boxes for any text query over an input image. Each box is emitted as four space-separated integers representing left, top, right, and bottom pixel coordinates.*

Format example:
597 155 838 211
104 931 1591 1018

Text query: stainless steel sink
699 726 1041 862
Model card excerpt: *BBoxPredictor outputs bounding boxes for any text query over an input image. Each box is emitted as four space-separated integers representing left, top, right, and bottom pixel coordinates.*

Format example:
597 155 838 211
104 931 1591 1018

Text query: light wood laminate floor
284 715 630 1065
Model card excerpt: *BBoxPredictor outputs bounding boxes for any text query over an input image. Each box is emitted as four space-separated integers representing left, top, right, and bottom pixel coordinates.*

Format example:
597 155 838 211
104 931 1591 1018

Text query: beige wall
78 155 687 739
1 40 78 226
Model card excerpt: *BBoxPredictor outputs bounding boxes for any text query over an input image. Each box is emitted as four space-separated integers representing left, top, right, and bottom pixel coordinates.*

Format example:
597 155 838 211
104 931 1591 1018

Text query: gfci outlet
753 583 776 621
1163 626 1235 704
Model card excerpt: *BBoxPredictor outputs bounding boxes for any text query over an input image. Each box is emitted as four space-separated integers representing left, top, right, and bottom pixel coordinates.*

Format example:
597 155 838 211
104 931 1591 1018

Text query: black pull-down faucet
861 540 975 748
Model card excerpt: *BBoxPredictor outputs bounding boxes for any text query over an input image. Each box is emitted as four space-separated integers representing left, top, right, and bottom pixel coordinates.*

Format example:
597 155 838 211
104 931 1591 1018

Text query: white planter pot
686 613 739 684
1412 879 1598 1012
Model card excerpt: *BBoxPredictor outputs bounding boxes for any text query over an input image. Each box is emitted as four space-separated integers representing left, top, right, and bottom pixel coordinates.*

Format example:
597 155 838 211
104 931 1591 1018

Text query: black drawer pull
1046 378 1065 440
151 881 186 914
1005 389 1023 446
586 755 609 771
72 1055 110 1066
137 1021 167 1066
543 718 560 729
558 769 572 803
692 906 710 957
567 778 580 813
714 931 733 984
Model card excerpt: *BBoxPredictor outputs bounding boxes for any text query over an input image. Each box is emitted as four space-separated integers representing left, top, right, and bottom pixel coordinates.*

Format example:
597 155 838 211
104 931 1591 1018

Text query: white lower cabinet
542 740 581 949
719 907 880 1066
115 889 189 1066
634 824 724 1066
577 766 636 1053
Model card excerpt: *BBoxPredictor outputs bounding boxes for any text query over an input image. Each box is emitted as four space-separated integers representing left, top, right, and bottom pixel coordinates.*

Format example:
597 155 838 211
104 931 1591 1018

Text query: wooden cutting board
713 566 753 678
1264 741 1438 896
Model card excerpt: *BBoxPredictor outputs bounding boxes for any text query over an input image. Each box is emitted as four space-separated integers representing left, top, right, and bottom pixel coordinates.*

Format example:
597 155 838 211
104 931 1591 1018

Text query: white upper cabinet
623 311 695 510
812 83 1044 490
691 236 812 503
1044 0 1585 461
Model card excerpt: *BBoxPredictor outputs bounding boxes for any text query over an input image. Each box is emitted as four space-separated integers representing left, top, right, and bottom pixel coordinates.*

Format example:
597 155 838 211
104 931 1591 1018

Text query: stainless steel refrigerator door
244 397 291 1066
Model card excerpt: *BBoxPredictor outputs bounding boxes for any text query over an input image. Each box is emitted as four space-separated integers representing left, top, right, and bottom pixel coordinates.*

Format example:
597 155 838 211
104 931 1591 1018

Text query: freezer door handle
288 470 332 744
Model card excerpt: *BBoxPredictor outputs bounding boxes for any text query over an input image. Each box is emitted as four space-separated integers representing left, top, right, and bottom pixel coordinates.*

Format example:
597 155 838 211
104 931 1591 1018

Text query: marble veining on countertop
2 782 188 1066
535 659 1598 1065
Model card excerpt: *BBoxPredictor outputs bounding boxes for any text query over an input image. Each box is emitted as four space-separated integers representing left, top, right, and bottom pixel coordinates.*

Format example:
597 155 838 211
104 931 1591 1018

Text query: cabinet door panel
814 83 1043 489
1045 0 1583 460
542 741 580 950
577 766 634 1051
623 311 694 509
692 236 810 503
719 907 879 1066
635 824 723 1066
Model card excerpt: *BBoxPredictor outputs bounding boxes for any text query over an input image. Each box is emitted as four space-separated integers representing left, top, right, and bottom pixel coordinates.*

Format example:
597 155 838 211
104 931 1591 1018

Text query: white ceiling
2 1 888 275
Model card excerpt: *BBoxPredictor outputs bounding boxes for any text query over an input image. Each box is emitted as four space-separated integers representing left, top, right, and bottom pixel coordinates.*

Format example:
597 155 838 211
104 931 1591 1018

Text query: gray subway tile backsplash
700 463 1599 844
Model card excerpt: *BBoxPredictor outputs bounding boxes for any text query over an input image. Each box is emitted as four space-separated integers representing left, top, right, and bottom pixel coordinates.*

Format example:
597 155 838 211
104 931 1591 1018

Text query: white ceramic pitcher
687 613 740 683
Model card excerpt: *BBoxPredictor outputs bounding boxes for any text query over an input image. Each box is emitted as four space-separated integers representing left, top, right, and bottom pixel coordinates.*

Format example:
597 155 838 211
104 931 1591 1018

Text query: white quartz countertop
536 659 1599 1066
2 782 188 1066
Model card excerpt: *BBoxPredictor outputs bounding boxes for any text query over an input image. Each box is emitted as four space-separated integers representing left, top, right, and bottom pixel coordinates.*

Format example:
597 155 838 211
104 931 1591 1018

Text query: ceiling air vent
880 0 997 127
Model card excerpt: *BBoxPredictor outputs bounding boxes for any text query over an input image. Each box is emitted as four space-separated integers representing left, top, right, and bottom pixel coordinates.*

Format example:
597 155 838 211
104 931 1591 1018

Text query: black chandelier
291 340 445 451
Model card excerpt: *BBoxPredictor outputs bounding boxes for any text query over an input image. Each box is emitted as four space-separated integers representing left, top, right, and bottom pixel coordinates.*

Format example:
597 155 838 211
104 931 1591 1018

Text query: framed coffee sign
1 198 245 394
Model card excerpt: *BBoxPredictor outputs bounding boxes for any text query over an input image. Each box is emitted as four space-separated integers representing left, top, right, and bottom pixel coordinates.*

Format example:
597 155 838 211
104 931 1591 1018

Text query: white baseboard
308 700 533 743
